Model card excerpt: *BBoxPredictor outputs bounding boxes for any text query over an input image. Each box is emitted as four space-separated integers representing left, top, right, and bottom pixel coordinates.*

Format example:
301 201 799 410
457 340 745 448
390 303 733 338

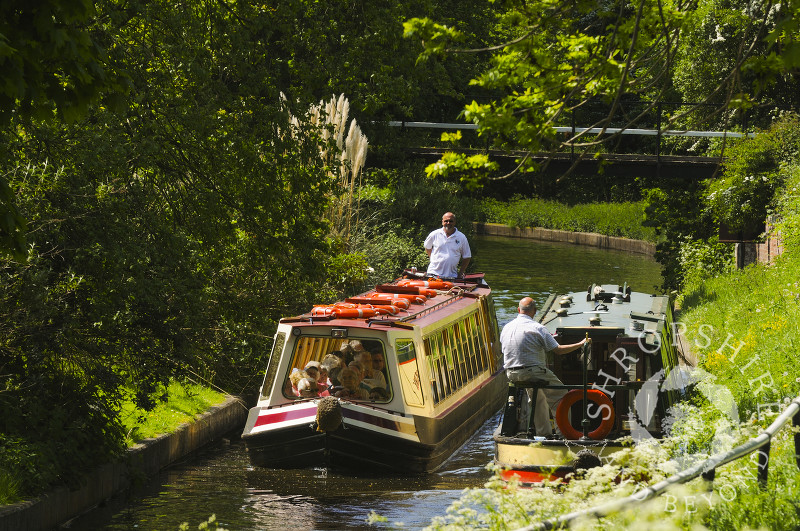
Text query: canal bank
0 395 248 531
473 222 656 256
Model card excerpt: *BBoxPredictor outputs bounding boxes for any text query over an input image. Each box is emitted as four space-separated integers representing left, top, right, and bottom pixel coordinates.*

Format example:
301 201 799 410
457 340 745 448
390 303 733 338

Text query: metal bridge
388 121 755 179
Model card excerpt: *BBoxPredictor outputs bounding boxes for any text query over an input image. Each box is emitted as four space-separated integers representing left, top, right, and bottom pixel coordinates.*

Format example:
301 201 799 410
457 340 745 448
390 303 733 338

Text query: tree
0 0 128 258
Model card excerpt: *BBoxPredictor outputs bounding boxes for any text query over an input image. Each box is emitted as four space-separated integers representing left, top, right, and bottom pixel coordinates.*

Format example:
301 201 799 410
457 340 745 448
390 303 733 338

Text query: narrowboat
242 271 506 473
494 283 684 484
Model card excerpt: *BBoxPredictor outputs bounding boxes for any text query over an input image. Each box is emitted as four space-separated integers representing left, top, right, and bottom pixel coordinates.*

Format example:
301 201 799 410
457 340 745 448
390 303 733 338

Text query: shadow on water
68 236 662 531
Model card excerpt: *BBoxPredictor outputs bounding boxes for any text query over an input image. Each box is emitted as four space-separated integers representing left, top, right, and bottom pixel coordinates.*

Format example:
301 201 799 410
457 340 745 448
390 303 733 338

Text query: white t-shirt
424 228 471 277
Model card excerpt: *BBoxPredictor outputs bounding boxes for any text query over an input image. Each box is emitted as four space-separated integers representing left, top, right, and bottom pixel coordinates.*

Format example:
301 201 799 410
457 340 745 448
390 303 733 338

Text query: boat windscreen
281 336 392 403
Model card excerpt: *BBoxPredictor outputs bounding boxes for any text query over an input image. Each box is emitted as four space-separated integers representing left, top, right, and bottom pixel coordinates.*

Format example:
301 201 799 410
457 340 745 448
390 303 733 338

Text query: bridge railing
514 396 800 531
388 120 755 161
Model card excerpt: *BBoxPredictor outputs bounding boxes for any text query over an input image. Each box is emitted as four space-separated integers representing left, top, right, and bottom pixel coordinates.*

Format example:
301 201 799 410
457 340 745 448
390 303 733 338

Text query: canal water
69 236 662 531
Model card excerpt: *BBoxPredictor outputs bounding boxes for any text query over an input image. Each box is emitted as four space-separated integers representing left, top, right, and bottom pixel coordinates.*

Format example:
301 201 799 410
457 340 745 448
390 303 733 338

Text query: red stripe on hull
500 469 564 484
342 408 404 432
253 407 316 428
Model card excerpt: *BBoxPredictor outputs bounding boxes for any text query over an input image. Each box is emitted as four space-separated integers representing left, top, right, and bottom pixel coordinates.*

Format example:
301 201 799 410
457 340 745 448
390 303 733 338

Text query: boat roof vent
589 315 601 325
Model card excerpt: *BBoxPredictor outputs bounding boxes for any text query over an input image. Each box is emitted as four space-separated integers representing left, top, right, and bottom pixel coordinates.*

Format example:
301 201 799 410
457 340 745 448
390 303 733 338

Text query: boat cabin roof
539 283 670 341
281 272 492 332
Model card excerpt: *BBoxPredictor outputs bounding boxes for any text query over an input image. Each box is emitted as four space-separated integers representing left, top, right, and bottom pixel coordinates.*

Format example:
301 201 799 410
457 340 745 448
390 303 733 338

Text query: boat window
280 335 392 402
421 310 489 405
475 308 490 371
260 332 286 400
396 339 424 406
456 321 471 383
465 314 482 376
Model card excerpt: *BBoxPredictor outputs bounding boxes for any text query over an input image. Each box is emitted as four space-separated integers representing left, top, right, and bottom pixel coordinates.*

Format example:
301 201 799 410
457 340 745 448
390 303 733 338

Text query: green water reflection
474 235 663 325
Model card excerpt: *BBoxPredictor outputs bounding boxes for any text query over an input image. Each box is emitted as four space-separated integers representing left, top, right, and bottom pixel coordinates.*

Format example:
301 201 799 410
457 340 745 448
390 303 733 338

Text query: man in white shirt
424 212 471 278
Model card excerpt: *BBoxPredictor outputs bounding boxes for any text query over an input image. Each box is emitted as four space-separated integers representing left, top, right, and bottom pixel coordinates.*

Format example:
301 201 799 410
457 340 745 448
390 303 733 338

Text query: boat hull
244 371 506 473
494 427 631 483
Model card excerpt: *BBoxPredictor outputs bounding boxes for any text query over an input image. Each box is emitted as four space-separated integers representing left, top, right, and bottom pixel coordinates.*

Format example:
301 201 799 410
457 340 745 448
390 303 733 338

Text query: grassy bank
121 382 228 447
476 197 657 242
0 382 228 505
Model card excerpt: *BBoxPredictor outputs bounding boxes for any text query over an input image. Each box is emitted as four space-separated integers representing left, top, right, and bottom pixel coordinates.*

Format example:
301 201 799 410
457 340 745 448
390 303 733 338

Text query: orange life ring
358 295 411 309
416 288 438 298
555 389 615 440
367 292 426 304
310 305 337 317
398 279 453 290
310 304 379 319
369 304 399 315
333 307 377 318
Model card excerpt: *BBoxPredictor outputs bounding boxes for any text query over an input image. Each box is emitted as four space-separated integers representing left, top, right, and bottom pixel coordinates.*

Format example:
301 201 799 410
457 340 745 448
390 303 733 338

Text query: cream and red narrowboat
242 272 506 473
494 283 684 484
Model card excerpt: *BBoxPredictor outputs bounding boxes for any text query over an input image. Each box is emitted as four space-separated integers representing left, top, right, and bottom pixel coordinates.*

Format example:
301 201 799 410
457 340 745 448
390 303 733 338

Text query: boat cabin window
396 339 423 407
281 335 392 403
260 332 287 400
422 311 494 404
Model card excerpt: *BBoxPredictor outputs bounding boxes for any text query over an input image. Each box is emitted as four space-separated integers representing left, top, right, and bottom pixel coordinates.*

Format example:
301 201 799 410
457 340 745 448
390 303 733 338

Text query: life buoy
333 302 399 316
416 288 438 298
367 292 426 304
363 293 411 308
555 389 615 440
310 304 379 319
398 279 453 290
369 304 399 315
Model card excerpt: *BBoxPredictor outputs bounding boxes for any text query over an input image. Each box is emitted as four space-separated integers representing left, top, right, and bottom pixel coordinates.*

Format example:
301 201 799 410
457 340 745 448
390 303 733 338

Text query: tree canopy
404 0 800 188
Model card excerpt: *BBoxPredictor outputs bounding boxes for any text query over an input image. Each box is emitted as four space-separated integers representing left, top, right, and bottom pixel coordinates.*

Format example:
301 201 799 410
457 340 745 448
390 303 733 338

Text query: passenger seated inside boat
354 350 386 389
370 350 387 380
297 377 319 398
347 361 373 393
304 361 328 394
334 367 369 400
368 387 389 402
287 368 308 397
328 366 342 387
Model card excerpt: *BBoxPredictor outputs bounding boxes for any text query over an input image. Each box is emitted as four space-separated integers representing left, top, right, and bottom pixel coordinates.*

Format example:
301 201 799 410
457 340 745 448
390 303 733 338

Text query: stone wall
473 222 656 256
0 396 248 531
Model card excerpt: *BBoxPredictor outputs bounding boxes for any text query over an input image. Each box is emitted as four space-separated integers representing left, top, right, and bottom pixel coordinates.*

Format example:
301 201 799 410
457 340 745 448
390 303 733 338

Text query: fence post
571 103 576 161
757 443 770 486
794 410 800 470
656 101 662 163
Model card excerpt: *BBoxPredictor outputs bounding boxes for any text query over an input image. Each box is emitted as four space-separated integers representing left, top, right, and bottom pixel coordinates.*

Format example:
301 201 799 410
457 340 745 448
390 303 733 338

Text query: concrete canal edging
473 222 656 257
0 395 248 531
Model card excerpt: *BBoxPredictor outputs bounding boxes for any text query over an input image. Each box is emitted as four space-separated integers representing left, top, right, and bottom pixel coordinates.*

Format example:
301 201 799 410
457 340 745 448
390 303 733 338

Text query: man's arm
458 257 471 277
552 337 590 355
426 247 432 257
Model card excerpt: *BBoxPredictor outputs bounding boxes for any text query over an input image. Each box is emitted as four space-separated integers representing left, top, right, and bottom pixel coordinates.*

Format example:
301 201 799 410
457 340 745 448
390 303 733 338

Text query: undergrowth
476 197 657 242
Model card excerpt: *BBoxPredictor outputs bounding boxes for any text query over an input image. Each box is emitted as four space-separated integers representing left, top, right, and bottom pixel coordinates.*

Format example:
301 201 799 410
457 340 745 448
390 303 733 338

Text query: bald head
441 212 456 235
519 297 537 316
